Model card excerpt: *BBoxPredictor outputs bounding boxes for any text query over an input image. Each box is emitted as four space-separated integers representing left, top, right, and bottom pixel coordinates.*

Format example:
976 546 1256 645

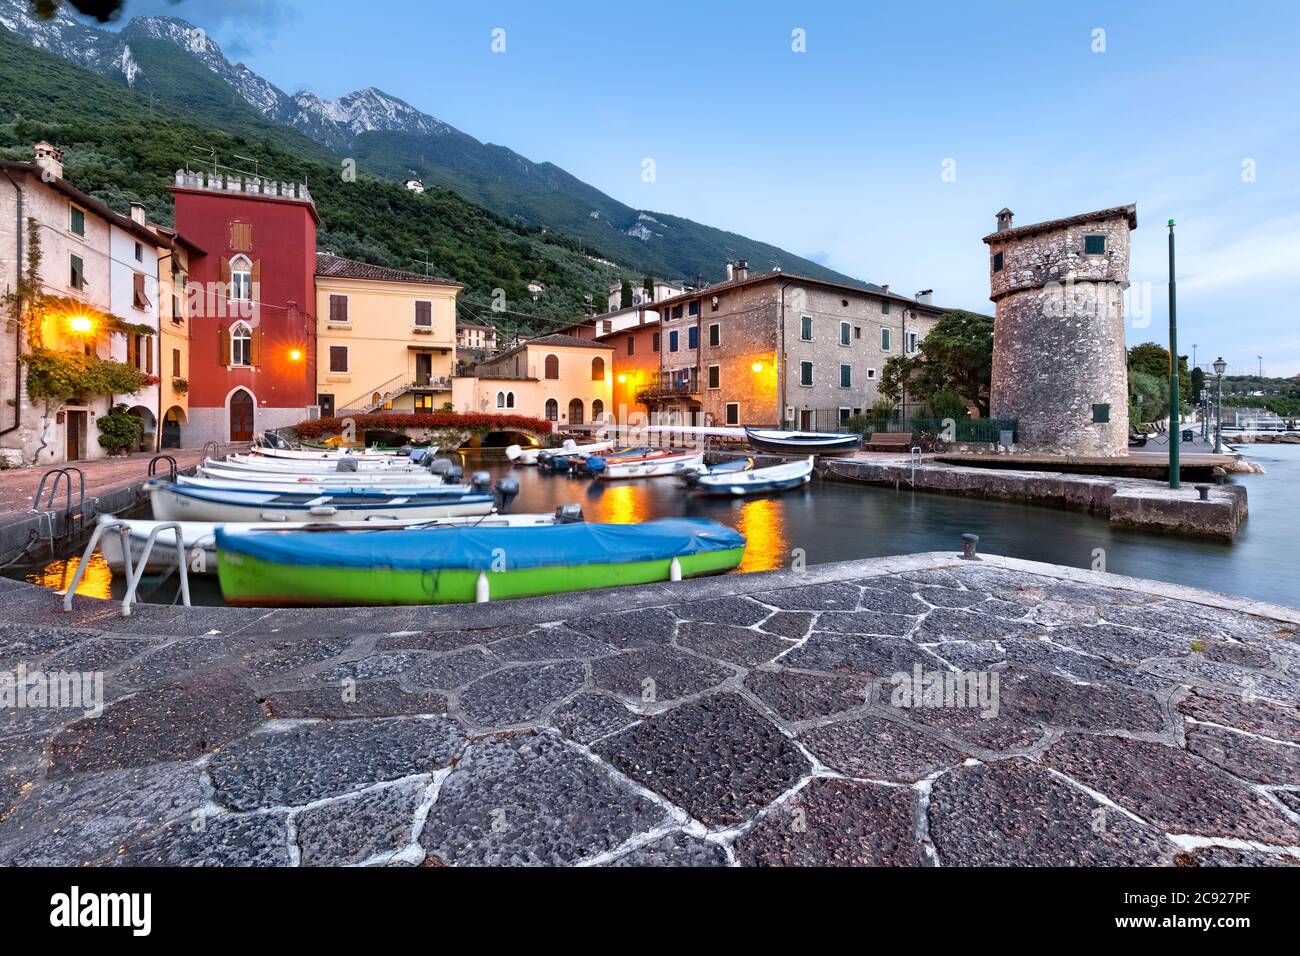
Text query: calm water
11 444 1299 608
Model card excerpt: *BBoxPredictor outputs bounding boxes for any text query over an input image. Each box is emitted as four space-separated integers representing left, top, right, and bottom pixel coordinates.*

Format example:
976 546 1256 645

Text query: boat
528 439 615 470
179 474 481 496
215 454 427 473
588 449 705 479
99 508 582 576
684 455 814 496
215 517 746 607
196 463 454 488
149 481 497 523
744 427 863 455
249 445 404 460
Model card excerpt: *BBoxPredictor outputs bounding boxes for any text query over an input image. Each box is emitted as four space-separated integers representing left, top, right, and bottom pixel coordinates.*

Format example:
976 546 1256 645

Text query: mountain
0 24 624 335
0 1 871 290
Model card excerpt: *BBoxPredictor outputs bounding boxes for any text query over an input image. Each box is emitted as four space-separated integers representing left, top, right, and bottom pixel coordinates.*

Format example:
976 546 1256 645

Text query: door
415 353 433 386
65 411 85 461
229 389 255 441
800 409 813 431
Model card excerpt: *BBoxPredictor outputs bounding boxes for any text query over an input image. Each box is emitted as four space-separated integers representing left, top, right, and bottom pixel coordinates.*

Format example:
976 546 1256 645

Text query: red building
170 169 319 444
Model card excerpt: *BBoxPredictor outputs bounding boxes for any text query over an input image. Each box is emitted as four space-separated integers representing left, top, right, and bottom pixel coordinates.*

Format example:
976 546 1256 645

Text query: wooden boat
216 454 427 473
685 455 814 496
215 517 746 607
588 449 705 480
179 474 478 496
744 427 863 455
99 509 580 576
532 439 615 470
196 463 453 488
250 445 403 460
149 481 496 523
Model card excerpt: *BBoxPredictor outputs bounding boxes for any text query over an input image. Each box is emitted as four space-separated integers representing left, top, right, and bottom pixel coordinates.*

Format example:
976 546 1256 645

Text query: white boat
217 454 427 473
508 438 613 465
149 481 496 523
180 474 477 496
250 445 404 460
685 455 814 497
744 427 863 455
99 511 577 576
199 459 443 483
591 450 705 480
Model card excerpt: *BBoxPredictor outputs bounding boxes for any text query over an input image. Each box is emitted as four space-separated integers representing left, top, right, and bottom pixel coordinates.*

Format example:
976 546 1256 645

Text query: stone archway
162 405 187 449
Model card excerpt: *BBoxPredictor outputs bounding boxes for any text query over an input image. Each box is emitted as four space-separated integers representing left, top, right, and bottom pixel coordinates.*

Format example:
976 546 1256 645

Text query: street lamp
1213 356 1227 454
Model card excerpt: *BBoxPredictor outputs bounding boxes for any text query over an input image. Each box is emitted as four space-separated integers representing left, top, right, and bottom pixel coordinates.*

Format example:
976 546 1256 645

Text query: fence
803 409 1018 443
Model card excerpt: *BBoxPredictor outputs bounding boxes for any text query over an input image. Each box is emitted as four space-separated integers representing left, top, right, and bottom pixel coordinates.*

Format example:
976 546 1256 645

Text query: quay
0 550 1296 866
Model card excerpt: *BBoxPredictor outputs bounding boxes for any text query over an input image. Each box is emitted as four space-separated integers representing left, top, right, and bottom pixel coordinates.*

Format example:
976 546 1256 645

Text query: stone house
451 333 613 427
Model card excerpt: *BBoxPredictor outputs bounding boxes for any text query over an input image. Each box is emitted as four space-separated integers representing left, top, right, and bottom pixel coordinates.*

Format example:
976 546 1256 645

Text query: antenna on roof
231 153 262 179
190 145 218 174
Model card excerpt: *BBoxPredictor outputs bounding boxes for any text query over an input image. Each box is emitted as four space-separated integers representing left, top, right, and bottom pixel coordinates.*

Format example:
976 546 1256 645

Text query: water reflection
734 497 788 573
27 551 113 599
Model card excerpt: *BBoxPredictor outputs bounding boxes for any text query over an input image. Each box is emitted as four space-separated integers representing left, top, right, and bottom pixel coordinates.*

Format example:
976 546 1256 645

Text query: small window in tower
1092 403 1111 424
1085 235 1106 255
992 252 1004 272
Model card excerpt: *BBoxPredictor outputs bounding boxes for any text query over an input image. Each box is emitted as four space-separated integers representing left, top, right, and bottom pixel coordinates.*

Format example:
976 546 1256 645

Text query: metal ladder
148 453 178 483
61 518 191 617
29 466 86 553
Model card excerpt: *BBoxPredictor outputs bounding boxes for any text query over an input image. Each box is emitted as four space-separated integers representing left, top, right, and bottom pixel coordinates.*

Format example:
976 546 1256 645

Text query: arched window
568 399 584 425
591 356 605 381
544 354 559 379
592 399 604 422
371 392 381 406
496 391 506 409
545 398 558 421
230 321 252 366
506 391 515 409
230 256 253 302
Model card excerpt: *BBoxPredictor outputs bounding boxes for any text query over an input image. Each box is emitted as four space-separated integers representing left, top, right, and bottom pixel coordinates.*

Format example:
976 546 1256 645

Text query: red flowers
295 411 551 439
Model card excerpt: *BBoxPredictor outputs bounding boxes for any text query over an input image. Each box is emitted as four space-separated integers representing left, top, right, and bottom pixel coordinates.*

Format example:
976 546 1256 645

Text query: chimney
881 283 890 295
996 208 1014 232
733 260 749 281
915 289 933 304
33 141 64 181
725 262 734 281
129 202 147 225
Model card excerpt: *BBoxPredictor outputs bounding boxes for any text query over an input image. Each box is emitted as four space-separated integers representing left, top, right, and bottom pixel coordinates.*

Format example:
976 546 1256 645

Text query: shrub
96 403 143 454
23 348 149 403
294 411 552 440
925 390 969 421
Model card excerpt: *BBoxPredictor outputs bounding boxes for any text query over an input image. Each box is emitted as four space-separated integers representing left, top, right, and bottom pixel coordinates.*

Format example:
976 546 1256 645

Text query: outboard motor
429 458 452 476
336 456 360 473
537 451 555 472
555 503 585 524
471 470 492 491
419 451 436 468
495 478 519 512
585 455 606 475
552 456 572 474
505 444 523 462
447 464 464 483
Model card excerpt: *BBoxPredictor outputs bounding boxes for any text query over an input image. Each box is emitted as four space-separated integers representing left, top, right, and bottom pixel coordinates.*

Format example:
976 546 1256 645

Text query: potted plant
173 377 189 394
96 403 143 457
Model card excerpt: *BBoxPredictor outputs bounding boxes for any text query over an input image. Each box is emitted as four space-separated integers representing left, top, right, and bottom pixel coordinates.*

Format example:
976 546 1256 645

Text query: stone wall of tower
987 213 1133 456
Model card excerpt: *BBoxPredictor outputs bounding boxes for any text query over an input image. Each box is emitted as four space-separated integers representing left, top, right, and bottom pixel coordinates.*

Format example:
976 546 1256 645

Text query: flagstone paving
1 552 1298 867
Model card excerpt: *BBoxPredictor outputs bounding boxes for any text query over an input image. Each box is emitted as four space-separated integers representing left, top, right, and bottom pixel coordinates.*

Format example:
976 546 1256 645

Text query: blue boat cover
216 518 745 571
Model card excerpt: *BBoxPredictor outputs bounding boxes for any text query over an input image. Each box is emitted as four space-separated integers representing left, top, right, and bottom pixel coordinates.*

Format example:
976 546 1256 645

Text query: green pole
1167 219 1180 488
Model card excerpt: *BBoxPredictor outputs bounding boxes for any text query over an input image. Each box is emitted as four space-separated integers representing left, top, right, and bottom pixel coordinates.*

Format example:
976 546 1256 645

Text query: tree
642 275 654 298
1127 342 1192 407
620 279 634 310
892 311 993 417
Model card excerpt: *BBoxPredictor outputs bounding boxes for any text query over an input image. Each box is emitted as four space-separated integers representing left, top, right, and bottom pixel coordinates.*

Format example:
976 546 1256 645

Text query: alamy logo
0 665 103 718
49 887 151 936
888 664 999 718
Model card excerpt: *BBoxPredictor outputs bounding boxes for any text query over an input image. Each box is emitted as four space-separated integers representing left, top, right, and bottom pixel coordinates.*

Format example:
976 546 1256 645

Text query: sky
102 0 1300 377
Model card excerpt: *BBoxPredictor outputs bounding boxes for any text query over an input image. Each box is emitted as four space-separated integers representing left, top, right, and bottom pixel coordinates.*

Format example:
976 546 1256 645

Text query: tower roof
983 204 1137 244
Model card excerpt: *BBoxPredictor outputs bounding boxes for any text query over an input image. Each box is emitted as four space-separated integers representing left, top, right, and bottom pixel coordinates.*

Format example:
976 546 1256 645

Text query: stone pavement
0 553 1297 867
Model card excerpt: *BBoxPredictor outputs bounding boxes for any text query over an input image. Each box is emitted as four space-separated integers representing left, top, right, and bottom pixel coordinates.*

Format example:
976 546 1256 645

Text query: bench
866 432 915 451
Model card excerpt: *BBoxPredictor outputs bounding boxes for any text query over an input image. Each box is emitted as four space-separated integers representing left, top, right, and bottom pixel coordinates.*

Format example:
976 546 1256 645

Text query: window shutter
220 258 232 295
146 337 153 375
249 259 262 297
219 324 231 367
230 222 252 251
127 334 137 368
250 326 262 367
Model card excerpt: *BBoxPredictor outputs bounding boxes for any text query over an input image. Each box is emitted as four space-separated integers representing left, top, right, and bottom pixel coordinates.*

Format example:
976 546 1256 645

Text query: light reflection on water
25 551 114 600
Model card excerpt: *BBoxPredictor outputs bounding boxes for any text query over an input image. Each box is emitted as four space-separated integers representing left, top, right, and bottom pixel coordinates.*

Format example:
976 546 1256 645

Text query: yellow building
314 253 461 417
153 226 199 448
451 334 614 427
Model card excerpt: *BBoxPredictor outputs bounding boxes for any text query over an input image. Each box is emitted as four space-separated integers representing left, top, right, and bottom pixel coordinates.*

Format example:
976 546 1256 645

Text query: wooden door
65 411 85 461
229 390 254 441
415 353 432 385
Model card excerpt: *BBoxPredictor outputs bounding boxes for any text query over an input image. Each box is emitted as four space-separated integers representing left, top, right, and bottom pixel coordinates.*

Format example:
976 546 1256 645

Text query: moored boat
249 445 403 460
744 427 862 455
684 455 814 496
149 481 497 523
216 454 428 473
179 474 481 496
588 449 705 479
195 463 453 488
215 517 746 606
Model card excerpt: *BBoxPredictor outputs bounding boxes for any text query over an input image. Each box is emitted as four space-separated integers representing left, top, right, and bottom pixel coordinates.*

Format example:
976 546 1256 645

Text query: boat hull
689 455 814 497
596 452 704 479
744 428 862 455
150 484 495 523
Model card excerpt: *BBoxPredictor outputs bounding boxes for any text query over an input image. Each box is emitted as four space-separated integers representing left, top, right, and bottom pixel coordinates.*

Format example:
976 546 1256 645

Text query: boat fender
585 456 606 474
495 478 520 512
555 502 585 523
471 470 492 490
309 506 339 517
335 457 359 473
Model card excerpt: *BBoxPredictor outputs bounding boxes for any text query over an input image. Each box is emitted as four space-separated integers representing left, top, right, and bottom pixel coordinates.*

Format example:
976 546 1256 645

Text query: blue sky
108 0 1300 376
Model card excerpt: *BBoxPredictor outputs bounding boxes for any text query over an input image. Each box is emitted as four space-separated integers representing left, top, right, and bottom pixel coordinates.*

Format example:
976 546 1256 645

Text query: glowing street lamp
751 361 764 374
289 348 303 362
68 315 93 335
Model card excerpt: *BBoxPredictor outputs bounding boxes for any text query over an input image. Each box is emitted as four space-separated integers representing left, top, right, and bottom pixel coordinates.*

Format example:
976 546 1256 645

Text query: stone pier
1 552 1296 867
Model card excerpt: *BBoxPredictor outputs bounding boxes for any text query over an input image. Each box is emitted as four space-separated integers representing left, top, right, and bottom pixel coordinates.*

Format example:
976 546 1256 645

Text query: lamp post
1213 356 1226 454
1166 219 1179 488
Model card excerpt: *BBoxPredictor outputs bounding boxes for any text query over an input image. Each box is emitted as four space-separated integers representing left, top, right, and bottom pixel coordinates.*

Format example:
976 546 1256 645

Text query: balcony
637 368 700 403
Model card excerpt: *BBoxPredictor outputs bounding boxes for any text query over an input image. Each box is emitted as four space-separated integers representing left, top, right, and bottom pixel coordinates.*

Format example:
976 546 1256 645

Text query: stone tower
984 205 1136 456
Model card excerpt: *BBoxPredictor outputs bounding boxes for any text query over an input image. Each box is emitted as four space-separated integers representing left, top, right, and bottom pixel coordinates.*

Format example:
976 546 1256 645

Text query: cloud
107 0 298 54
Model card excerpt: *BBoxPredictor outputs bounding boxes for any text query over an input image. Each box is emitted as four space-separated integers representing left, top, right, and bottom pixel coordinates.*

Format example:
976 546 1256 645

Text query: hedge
294 412 552 440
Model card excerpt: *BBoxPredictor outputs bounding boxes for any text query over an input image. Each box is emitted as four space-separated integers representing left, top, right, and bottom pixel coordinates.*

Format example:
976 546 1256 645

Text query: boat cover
216 518 745 571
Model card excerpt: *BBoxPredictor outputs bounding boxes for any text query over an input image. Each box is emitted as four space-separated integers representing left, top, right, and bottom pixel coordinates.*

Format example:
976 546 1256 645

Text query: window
882 300 891 315
229 221 252 251
688 300 699 317
230 322 252 366
800 315 813 341
69 254 85 290
839 407 852 424
725 403 740 426
669 330 679 352
506 391 515 409
134 242 144 263
839 364 852 388
710 296 719 312
707 365 720 389
544 354 560 379
688 326 698 350
230 255 253 302
652 332 660 353
414 394 434 411
591 356 605 381
1084 235 1106 255
414 301 432 326
905 331 921 354
132 272 150 310
708 323 720 347
328 346 348 373
592 399 604 421
800 361 813 386
568 398 584 424
1092 403 1111 423
881 328 892 351
626 336 635 356
854 326 861 340
840 321 851 346
545 398 558 421
992 251 1004 272
69 206 85 237
329 295 349 322
671 304 683 320
172 348 181 378
172 294 182 324
496 391 506 409
867 367 877 380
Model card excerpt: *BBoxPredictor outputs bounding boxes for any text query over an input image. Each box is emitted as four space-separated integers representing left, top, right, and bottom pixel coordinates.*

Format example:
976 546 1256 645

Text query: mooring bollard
960 533 980 561
1195 483 1210 501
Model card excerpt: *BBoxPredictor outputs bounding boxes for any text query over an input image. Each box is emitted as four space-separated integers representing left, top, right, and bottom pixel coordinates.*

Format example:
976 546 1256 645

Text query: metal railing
808 411 1018 443
62 518 191 617
637 368 700 402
